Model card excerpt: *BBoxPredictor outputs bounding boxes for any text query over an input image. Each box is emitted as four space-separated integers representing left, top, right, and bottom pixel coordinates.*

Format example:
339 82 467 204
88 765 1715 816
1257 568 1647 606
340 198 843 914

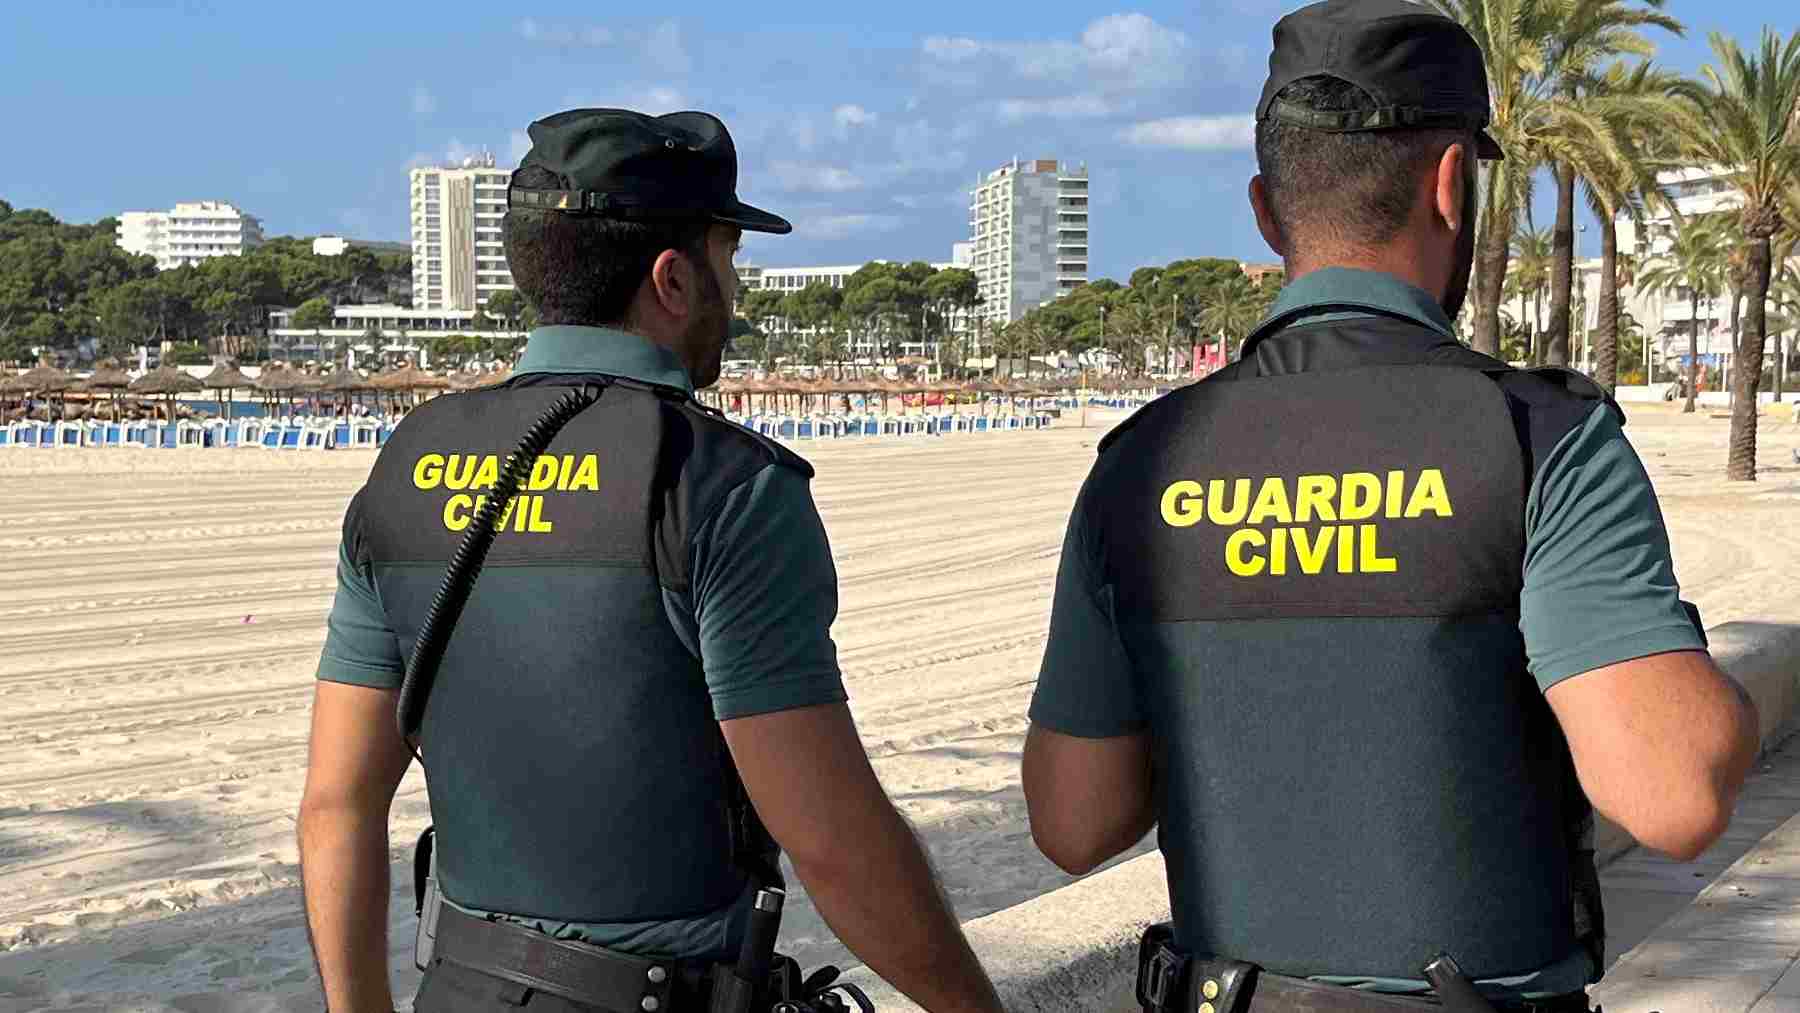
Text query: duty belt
432 904 712 1011
1136 925 1594 1013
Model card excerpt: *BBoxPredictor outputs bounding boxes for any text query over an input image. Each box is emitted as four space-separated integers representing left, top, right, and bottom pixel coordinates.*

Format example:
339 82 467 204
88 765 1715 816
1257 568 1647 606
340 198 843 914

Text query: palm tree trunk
1728 287 1743 408
1686 294 1700 414
1472 174 1510 357
1547 164 1576 367
1727 237 1771 481
1594 221 1621 395
1532 292 1544 365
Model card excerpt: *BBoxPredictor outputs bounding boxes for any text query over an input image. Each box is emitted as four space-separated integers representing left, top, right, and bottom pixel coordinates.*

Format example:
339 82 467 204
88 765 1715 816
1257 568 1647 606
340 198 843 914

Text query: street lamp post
1099 304 1108 377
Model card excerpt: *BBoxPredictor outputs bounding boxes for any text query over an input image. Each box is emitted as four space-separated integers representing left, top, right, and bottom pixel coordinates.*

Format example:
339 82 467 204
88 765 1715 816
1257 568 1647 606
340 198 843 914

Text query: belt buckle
1139 945 1184 1010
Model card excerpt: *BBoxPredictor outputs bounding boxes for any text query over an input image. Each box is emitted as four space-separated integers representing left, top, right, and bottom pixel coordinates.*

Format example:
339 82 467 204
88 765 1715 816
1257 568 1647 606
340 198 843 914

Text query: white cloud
799 213 905 241
834 104 877 130
517 19 613 45
643 21 691 74
790 117 819 152
563 86 687 114
770 161 865 193
1118 114 1257 150
411 85 437 117
922 13 1190 88
995 94 1114 123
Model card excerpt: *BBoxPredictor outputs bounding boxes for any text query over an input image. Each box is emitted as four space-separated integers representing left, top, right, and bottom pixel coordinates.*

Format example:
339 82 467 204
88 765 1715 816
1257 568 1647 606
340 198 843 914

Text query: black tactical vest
344 373 802 924
1091 312 1610 981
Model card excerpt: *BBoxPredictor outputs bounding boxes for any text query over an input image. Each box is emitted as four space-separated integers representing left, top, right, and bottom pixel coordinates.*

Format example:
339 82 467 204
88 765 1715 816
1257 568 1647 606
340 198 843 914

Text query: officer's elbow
1627 790 1736 862
1029 820 1110 877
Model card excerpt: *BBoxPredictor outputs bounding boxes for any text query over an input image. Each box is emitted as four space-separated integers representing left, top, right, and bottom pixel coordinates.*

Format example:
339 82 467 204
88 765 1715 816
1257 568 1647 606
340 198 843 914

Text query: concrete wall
839 622 1800 1012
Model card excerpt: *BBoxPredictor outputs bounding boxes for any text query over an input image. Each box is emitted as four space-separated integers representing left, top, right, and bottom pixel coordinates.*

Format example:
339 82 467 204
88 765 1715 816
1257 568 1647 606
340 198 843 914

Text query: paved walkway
1594 731 1800 1012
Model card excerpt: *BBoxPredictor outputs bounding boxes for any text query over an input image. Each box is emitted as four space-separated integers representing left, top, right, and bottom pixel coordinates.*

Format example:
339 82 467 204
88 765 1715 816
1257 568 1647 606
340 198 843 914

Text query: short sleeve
690 464 848 721
1520 404 1707 692
1029 482 1145 738
316 537 406 689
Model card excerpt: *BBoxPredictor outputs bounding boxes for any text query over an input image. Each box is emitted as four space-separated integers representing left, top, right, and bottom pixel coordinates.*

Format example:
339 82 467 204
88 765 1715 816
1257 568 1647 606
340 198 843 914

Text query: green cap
1258 0 1504 161
509 108 792 233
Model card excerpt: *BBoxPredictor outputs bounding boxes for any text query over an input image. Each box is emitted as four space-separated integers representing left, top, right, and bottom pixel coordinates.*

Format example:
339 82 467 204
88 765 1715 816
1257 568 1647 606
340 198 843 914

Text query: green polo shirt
1031 269 1704 998
316 325 846 959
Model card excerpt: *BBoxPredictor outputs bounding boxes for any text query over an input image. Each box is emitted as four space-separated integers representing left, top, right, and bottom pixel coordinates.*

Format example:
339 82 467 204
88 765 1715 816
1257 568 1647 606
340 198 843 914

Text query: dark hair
501 165 712 327
1254 76 1468 256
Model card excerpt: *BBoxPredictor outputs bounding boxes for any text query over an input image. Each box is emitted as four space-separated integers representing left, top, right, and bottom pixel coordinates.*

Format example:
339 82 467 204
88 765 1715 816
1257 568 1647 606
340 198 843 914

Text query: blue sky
1 1 1787 280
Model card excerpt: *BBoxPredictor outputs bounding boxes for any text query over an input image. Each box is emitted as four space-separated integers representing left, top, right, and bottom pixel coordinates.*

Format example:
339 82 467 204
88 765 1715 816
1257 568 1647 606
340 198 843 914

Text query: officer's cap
509 108 792 233
1258 0 1505 161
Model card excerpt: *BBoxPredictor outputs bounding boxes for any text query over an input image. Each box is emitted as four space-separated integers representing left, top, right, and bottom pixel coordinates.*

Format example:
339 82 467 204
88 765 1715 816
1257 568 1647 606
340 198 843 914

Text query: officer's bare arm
721 702 1004 1013
1020 726 1156 876
298 682 414 1013
1547 650 1760 862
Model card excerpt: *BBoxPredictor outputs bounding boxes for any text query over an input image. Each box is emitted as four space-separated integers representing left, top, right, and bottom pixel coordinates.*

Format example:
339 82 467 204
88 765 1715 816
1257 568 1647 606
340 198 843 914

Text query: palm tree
1539 0 1683 367
1583 62 1683 393
1664 29 1800 479
1430 0 1622 357
1509 225 1555 362
1199 275 1265 363
1637 214 1730 413
1770 258 1800 398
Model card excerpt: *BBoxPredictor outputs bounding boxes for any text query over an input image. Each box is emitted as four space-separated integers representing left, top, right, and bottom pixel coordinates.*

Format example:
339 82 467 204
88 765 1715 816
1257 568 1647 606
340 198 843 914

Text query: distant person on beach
297 108 1000 1013
1021 3 1760 1013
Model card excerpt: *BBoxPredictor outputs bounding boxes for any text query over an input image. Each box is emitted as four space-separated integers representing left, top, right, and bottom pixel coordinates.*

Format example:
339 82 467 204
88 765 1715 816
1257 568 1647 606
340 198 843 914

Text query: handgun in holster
413 826 442 971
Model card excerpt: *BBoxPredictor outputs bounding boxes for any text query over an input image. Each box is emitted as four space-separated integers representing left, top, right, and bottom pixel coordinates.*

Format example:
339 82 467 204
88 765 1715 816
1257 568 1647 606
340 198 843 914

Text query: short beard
1441 163 1479 324
685 264 729 389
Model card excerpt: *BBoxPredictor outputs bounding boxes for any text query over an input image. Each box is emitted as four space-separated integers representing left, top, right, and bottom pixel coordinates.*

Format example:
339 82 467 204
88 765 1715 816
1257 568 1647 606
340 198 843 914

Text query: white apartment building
967 159 1089 325
737 263 869 294
410 152 515 312
267 303 526 361
734 257 967 360
1610 166 1799 375
116 201 264 270
313 235 410 257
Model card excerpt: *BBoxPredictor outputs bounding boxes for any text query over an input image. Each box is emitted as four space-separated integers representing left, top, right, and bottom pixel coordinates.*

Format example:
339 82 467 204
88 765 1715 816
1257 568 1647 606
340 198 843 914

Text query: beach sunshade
0 371 29 395
253 364 300 392
473 366 512 388
18 361 75 394
84 359 134 390
200 361 254 390
320 366 372 393
128 364 204 395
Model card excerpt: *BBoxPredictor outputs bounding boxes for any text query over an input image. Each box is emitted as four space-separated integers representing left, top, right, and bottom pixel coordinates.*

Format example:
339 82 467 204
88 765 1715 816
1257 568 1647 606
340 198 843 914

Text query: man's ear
647 248 695 320
1249 176 1287 257
1435 142 1469 234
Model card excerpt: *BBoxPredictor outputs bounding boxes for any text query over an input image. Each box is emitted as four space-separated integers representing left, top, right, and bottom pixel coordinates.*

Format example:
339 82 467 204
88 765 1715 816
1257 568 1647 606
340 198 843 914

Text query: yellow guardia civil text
1158 470 1454 576
411 452 602 533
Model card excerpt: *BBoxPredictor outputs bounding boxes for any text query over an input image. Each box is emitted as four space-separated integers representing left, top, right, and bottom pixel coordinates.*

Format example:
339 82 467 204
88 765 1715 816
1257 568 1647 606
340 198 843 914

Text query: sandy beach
1 403 1798 1012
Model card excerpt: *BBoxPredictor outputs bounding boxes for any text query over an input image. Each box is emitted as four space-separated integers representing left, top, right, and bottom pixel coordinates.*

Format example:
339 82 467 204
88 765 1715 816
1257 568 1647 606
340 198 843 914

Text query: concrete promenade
1594 731 1800 1012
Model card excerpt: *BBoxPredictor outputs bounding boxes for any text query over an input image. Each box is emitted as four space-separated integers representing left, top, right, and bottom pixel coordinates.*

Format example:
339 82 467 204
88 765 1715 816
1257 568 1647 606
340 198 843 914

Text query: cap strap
1264 99 1487 133
507 187 718 220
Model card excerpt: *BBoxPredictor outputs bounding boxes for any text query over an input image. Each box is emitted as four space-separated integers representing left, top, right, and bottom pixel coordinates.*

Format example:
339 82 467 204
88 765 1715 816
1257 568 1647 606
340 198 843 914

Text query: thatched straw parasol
473 366 513 388
446 369 488 391
18 360 75 395
84 358 134 420
371 361 452 415
129 362 204 423
201 360 254 420
317 365 374 417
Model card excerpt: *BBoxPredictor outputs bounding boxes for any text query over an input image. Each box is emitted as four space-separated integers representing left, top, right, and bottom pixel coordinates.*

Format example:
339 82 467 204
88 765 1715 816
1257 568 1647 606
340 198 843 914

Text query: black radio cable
396 385 602 754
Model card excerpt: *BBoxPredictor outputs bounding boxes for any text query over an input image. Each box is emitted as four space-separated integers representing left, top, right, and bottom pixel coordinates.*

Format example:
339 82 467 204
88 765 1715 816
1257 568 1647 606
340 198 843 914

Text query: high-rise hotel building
116 201 264 270
967 159 1088 324
409 152 515 312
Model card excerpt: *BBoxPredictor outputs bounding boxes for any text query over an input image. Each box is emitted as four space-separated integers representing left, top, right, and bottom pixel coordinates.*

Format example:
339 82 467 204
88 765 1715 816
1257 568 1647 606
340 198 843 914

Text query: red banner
1192 342 1226 376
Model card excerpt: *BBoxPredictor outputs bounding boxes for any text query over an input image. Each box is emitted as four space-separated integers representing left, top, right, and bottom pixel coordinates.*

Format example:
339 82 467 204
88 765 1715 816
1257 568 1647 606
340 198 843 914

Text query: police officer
297 108 1003 1013
1020 3 1762 1011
